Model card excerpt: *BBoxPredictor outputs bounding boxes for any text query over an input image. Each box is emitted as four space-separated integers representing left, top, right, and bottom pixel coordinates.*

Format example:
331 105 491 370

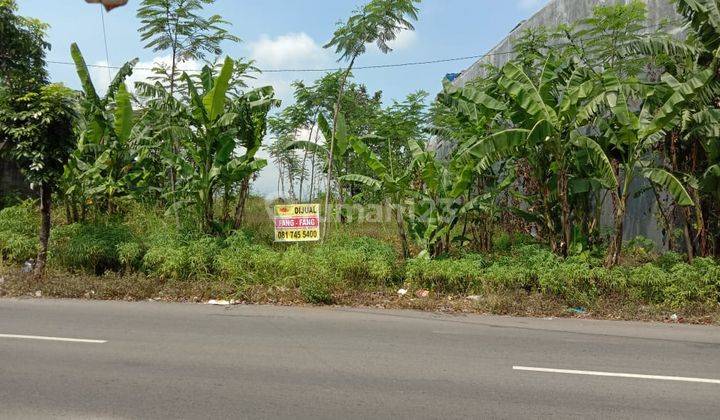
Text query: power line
99 5 111 80
46 18 686 75
47 53 491 74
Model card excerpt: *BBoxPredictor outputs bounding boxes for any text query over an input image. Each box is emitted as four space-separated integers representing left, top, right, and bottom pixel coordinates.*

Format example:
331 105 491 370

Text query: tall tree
0 85 76 275
322 0 420 236
0 0 77 276
137 0 239 96
0 0 48 95
137 0 239 213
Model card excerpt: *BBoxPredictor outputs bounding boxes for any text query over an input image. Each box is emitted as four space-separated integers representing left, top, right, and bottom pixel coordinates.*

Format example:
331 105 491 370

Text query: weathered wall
0 158 30 205
451 0 682 247
454 0 680 85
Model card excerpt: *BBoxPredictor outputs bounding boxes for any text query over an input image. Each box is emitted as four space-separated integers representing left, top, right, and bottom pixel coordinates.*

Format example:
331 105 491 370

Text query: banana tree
410 139 513 257
340 136 413 258
162 58 278 231
68 43 139 214
229 85 279 229
584 69 712 266
455 56 610 256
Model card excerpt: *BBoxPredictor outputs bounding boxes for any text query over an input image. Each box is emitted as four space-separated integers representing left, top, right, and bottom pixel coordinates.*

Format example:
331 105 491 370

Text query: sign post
273 204 320 242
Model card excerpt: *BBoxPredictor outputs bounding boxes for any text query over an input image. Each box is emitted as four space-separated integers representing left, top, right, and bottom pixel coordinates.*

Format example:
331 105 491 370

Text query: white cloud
243 32 335 198
387 29 418 50
248 32 332 69
245 32 335 107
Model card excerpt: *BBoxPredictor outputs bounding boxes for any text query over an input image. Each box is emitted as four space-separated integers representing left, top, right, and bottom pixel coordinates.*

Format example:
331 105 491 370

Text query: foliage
0 201 38 262
50 219 134 274
1 84 76 185
325 0 421 60
137 0 240 91
0 0 48 93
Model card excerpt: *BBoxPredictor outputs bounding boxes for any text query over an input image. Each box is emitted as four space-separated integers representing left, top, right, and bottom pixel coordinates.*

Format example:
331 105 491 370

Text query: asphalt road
1 299 719 419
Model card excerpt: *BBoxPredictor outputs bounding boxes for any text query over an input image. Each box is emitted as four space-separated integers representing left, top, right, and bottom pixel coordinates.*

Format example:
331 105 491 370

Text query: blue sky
16 0 549 196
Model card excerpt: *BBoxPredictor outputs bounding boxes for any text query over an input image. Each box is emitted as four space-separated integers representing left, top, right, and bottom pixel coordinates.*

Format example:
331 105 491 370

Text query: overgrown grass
0 201 38 263
1 202 719 316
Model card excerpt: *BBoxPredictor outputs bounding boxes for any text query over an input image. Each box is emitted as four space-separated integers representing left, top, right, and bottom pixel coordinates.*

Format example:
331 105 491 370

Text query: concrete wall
454 0 680 85
451 0 682 247
0 158 30 205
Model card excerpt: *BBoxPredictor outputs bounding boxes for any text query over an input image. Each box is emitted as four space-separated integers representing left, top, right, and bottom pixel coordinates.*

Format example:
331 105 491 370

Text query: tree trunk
34 183 52 277
204 189 214 231
393 203 410 260
605 192 626 268
233 177 251 229
605 161 626 268
298 114 317 202
682 206 695 263
558 168 571 257
651 185 674 252
323 55 357 240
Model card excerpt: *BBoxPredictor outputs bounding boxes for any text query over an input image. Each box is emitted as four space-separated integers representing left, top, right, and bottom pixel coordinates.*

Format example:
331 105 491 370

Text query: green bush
317 236 397 286
0 202 38 263
50 220 135 273
538 263 608 307
299 277 334 304
141 234 221 280
117 241 144 270
405 257 483 293
655 252 685 271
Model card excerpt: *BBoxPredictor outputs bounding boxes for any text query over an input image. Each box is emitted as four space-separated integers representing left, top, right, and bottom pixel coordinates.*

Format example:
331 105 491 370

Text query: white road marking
513 366 720 384
0 334 107 344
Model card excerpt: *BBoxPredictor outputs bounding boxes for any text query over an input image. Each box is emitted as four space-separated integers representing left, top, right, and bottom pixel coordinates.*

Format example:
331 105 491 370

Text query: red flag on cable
85 0 129 11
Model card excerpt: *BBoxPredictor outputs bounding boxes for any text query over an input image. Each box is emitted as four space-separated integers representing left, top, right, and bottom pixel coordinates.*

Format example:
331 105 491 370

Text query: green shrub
141 235 221 280
664 258 720 307
405 257 482 293
482 262 536 291
299 277 333 304
50 221 134 273
655 251 684 271
118 241 144 270
492 232 513 252
623 236 657 264
0 202 38 263
317 236 397 286
142 245 185 279
538 263 607 307
622 264 673 304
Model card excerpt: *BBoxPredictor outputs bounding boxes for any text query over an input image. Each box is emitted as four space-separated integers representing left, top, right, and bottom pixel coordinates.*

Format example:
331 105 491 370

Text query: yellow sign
274 204 320 242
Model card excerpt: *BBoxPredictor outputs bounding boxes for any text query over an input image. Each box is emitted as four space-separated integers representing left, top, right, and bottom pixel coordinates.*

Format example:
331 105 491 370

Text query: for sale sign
274 204 320 242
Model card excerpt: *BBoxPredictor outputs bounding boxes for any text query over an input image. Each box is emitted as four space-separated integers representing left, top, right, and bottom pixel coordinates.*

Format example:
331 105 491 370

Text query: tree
0 85 76 275
341 137 413 258
579 69 709 266
322 0 420 236
0 0 48 95
141 58 278 231
0 1 76 276
137 0 239 95
0 0 49 157
137 0 240 213
630 0 720 257
69 44 139 214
